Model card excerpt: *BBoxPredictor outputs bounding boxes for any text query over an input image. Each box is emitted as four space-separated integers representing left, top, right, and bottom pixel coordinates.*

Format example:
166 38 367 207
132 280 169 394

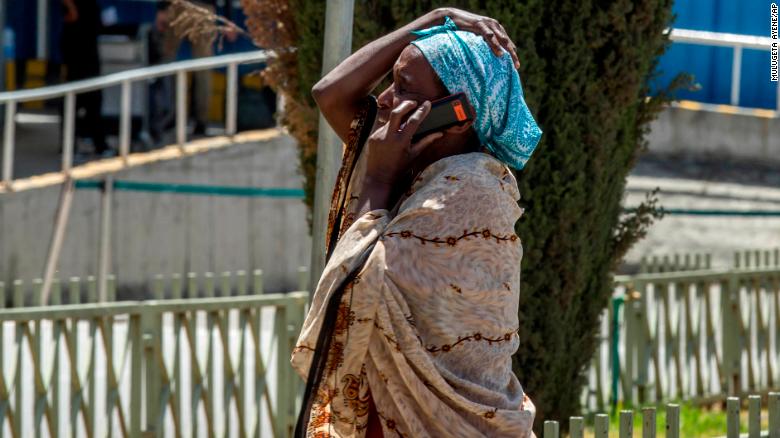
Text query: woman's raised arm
311 8 447 144
311 7 521 145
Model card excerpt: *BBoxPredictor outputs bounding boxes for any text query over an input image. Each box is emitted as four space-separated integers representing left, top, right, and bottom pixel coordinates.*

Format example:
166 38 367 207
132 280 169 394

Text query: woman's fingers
388 100 418 132
449 10 521 67
476 21 503 56
399 100 432 139
492 22 521 69
476 19 521 69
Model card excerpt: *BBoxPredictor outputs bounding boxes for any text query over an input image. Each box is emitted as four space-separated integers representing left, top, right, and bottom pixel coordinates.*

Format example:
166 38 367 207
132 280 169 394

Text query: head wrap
410 16 543 170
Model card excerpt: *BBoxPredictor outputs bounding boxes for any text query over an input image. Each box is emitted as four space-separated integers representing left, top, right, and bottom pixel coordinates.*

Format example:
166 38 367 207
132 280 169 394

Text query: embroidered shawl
291 96 535 437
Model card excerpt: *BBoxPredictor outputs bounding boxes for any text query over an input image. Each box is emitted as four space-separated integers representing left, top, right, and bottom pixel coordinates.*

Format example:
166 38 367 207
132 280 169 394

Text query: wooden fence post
620 410 633 438
722 276 741 395
642 407 656 438
204 272 216 430
748 395 760 438
543 420 559 438
253 269 264 295
220 271 234 438
727 397 740 438
569 416 584 438
274 300 294 437
624 285 639 405
33 279 44 437
691 280 706 397
594 413 609 438
69 277 81 438
170 273 183 432
297 267 309 293
143 278 165 435
639 256 648 273
130 313 143 437
666 404 680 438
13 280 24 438
769 392 780 438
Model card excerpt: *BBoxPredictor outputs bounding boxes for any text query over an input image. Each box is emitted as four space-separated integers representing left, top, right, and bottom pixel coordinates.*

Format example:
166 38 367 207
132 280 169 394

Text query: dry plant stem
168 0 248 49
168 0 324 223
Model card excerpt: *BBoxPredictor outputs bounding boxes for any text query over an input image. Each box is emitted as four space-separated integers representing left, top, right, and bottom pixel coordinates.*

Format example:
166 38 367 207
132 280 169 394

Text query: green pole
611 295 624 411
309 0 356 297
0 0 5 92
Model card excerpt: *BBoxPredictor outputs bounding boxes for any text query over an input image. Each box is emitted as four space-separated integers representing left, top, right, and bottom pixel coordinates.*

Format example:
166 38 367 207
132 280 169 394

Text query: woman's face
376 45 449 125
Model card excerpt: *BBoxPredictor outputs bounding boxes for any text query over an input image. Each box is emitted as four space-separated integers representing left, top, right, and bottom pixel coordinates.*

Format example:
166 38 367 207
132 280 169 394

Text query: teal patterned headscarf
410 16 543 170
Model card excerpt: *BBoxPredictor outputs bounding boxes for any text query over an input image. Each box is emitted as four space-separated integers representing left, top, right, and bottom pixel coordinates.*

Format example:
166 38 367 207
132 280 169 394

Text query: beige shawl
291 144 536 437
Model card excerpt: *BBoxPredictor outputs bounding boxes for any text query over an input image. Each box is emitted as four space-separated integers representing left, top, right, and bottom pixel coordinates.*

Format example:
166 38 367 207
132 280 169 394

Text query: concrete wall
647 106 780 164
1 105 774 297
0 131 311 296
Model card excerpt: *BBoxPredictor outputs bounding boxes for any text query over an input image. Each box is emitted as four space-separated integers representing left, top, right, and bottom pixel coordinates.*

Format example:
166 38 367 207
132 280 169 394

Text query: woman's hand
364 100 442 187
437 7 521 69
355 100 442 215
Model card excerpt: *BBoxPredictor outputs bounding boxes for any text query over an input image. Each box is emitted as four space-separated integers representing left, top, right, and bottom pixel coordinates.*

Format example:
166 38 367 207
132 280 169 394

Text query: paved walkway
2 109 226 181
623 154 780 271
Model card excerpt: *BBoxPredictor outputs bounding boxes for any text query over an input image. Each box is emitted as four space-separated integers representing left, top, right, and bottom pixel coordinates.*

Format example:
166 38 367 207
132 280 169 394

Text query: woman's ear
443 120 474 135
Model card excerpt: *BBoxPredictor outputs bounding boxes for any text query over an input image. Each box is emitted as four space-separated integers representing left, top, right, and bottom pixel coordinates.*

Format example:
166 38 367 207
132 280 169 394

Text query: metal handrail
1 28 775 187
667 28 779 110
669 28 774 50
614 266 780 284
0 291 307 321
1 50 272 187
0 50 271 103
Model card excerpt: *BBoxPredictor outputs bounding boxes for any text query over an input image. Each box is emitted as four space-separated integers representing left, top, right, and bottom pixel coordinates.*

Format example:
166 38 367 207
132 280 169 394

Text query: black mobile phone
411 92 475 143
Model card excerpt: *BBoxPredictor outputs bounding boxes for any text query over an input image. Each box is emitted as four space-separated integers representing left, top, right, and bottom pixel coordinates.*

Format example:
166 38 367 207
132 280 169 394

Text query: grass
574 401 769 437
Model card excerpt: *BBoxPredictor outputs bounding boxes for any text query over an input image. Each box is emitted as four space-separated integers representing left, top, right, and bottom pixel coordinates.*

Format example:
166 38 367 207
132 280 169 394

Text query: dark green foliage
291 0 687 430
291 0 327 107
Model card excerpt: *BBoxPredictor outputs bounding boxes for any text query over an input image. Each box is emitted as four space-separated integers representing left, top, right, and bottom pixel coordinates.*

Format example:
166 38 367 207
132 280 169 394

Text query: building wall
0 103 774 298
646 106 779 164
0 132 312 297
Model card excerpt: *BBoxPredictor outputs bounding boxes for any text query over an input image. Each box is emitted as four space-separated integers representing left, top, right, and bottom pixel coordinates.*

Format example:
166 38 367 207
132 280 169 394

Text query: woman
291 7 543 438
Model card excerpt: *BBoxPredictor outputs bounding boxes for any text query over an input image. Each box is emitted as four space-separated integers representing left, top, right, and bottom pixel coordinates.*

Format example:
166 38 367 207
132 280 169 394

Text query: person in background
61 0 112 157
152 0 234 137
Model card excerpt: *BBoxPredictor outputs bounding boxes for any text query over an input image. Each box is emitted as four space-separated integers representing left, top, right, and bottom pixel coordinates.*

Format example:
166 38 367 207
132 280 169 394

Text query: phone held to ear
411 92 475 143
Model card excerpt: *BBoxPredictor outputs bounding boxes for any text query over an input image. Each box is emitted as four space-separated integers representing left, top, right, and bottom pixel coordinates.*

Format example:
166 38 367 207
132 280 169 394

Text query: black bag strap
294 96 378 437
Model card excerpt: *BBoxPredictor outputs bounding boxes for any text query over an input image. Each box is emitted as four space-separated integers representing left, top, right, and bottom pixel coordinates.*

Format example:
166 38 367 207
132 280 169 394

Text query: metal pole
62 91 75 172
36 0 48 59
2 100 15 185
225 62 237 136
0 0 6 92
41 179 75 304
730 46 742 106
119 80 132 160
308 0 355 295
98 176 113 302
176 70 187 148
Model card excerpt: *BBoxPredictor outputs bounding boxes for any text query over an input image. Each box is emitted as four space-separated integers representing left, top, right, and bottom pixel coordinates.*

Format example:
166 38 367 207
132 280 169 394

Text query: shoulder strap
294 95 378 437
324 95 378 263
293 237 379 437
